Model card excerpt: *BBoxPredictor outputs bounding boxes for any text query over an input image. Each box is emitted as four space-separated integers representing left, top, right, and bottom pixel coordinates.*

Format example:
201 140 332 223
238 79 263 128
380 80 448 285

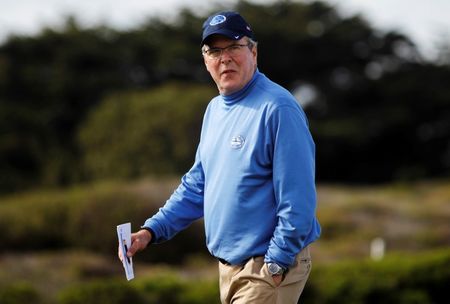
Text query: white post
370 237 385 261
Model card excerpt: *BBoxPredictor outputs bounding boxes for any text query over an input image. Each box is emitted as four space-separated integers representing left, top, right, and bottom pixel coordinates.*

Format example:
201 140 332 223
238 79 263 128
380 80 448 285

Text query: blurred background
0 0 449 303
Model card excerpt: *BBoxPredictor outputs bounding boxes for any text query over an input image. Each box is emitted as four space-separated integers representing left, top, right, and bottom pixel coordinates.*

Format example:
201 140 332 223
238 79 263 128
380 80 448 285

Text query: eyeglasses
203 43 251 59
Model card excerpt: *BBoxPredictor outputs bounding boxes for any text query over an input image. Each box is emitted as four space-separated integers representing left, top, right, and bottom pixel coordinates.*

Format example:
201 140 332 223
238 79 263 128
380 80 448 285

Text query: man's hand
118 229 152 262
272 274 283 287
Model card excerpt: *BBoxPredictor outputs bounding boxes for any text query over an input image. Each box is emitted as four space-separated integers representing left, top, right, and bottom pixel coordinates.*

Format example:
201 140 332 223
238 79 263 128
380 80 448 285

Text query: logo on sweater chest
230 135 245 149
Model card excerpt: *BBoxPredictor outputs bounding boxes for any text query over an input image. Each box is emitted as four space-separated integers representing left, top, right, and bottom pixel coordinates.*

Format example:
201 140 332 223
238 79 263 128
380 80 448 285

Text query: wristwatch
267 262 286 276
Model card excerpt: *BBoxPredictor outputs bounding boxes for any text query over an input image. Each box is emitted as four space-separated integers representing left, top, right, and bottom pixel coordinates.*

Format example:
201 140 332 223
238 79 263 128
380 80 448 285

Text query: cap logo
210 15 226 26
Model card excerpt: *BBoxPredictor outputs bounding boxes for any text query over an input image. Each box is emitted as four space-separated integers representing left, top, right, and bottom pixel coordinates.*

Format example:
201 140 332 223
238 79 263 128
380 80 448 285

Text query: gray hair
247 37 258 48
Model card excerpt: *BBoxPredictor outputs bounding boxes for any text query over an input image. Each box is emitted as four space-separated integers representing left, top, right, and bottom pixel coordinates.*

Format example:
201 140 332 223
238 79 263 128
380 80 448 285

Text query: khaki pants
218 246 311 304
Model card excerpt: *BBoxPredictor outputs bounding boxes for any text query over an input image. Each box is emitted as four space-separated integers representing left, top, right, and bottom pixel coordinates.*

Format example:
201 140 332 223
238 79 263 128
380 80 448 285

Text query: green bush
1 249 448 304
0 180 208 263
0 283 41 304
137 275 185 303
65 189 153 253
0 182 147 254
0 191 72 250
303 249 450 304
58 280 145 304
78 83 215 180
58 275 220 304
56 249 450 304
137 275 220 304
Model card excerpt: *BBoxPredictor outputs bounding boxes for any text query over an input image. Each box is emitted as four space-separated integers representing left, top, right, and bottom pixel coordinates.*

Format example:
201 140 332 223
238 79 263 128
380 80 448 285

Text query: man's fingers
272 275 283 287
118 245 124 262
118 230 151 260
127 240 139 257
127 234 144 257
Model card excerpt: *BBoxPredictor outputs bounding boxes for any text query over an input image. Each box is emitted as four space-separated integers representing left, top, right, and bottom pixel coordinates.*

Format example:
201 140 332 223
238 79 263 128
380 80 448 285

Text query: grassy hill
0 178 449 303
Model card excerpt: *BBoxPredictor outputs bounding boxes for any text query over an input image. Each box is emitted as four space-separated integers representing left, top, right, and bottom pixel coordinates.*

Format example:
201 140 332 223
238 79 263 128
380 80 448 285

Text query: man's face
203 36 257 96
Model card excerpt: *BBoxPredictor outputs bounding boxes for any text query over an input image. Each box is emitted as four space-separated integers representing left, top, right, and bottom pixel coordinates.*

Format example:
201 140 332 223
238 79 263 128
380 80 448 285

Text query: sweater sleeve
142 148 205 243
264 104 317 268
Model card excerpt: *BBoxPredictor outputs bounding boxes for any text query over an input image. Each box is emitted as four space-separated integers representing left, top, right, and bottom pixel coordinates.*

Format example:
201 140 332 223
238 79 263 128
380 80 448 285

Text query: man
121 11 321 304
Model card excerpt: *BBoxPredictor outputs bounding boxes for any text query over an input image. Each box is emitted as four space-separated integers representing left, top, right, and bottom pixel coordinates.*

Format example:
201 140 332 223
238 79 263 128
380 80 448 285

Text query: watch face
268 263 281 275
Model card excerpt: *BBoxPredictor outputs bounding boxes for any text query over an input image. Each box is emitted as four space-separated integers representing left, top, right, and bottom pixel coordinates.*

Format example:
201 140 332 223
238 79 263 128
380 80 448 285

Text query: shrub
58 275 220 304
0 191 72 251
303 249 450 304
0 180 209 264
0 283 41 304
58 280 145 304
137 274 220 304
78 83 215 180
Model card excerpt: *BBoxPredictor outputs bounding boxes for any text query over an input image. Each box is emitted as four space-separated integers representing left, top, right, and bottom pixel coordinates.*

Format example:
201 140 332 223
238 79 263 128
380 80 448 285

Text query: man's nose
220 50 233 62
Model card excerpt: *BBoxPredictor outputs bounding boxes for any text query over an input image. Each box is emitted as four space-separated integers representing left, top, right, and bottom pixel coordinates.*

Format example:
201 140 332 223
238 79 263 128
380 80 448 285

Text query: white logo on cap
210 15 227 26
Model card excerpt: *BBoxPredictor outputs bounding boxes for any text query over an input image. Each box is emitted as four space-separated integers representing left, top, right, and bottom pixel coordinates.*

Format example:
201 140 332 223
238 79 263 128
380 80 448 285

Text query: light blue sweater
143 70 320 268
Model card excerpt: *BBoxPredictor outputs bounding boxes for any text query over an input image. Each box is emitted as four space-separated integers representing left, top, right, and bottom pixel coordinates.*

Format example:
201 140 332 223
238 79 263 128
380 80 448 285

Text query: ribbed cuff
140 226 156 244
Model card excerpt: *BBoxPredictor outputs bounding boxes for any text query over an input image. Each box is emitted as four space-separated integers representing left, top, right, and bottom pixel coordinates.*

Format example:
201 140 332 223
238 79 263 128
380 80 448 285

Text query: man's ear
252 45 258 59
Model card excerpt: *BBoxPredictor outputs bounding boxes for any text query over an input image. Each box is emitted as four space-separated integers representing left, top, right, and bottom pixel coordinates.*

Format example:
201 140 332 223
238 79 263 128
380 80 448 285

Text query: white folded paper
117 222 134 281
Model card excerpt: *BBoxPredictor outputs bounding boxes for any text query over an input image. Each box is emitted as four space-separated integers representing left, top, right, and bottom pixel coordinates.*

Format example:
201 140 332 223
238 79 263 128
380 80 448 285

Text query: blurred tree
0 1 449 192
78 83 214 179
0 18 161 190
235 0 450 182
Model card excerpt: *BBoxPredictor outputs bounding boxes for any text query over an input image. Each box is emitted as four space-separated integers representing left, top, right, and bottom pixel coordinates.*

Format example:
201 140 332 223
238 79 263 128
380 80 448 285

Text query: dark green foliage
78 83 215 179
302 250 450 304
1 179 449 261
136 275 220 304
53 250 450 304
0 179 448 303
0 180 209 263
2 250 448 304
0 1 449 192
0 193 71 250
58 276 220 304
311 63 450 182
0 283 41 304
58 280 145 304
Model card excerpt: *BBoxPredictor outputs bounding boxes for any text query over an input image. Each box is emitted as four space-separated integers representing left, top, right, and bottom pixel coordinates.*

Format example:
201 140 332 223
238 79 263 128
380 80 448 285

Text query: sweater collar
221 69 260 105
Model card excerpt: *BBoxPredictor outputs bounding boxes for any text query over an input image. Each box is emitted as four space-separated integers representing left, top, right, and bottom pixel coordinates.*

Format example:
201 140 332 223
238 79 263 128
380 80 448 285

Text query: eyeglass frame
202 40 256 59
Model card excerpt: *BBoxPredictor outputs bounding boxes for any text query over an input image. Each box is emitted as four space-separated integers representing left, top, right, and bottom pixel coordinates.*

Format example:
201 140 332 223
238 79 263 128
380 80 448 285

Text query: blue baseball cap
201 11 254 46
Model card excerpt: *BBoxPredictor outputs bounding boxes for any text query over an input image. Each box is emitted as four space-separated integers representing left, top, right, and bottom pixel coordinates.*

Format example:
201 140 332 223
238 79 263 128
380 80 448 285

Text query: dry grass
0 178 449 302
315 180 450 263
0 250 218 303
